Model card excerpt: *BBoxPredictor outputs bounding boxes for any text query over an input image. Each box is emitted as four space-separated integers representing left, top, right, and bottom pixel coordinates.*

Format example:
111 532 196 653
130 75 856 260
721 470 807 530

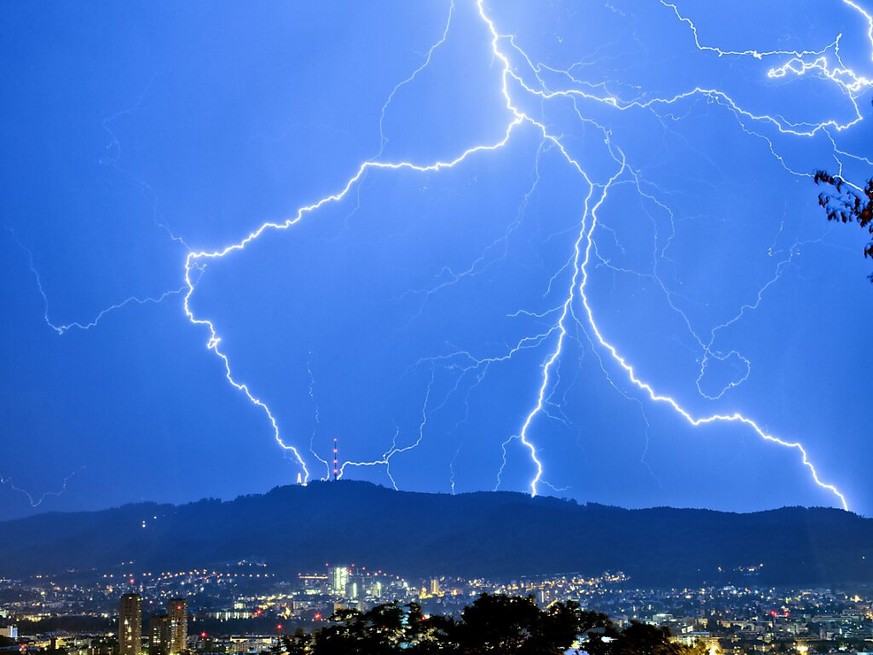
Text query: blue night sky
2 0 873 521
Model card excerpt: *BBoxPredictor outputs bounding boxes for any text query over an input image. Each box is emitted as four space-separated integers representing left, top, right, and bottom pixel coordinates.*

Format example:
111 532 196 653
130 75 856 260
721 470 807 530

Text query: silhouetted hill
1 481 871 586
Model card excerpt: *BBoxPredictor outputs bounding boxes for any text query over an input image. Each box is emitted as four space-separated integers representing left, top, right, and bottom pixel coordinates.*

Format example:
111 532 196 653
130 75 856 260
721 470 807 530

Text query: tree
298 602 449 655
403 601 456 654
813 171 873 280
274 628 311 655
609 621 693 655
274 594 703 655
452 593 582 654
454 594 541 653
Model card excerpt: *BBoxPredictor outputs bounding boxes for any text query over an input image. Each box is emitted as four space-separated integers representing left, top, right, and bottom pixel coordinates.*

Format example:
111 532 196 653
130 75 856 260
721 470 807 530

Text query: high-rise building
149 614 170 655
167 598 188 655
119 594 142 655
331 566 349 596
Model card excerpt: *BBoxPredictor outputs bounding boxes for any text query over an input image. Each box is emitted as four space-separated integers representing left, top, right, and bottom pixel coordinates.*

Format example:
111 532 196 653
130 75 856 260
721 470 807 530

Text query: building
149 614 170 655
331 566 349 597
119 594 142 655
149 615 170 655
0 626 18 639
167 598 187 655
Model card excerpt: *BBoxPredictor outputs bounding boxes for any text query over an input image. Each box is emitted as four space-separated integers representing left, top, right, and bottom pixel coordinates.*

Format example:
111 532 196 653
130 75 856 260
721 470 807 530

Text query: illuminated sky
3 0 873 520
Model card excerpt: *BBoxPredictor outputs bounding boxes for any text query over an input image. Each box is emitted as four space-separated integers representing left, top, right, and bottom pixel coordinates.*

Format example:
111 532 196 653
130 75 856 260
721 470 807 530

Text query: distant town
1 562 872 655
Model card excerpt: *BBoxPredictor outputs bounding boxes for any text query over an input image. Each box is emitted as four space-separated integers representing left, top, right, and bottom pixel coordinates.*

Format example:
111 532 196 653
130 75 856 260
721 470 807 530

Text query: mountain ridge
1 481 870 587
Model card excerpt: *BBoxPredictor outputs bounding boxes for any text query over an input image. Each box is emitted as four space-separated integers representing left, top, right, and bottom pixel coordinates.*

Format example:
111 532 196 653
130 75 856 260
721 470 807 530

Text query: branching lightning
20 0 871 512
0 467 84 508
659 0 838 61
304 353 333 481
338 368 436 490
10 229 186 335
173 0 869 510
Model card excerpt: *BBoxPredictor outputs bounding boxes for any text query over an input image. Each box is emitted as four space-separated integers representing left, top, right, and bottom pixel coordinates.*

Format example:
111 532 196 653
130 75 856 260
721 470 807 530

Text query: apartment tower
119 594 142 655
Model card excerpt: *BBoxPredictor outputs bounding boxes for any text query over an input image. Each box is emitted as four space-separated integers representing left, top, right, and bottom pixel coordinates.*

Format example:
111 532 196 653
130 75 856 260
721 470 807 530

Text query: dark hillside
1 481 870 586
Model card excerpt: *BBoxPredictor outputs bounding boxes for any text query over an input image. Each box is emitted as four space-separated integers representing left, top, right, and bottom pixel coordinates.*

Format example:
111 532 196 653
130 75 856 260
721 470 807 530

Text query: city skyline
2 0 873 519
2 562 873 655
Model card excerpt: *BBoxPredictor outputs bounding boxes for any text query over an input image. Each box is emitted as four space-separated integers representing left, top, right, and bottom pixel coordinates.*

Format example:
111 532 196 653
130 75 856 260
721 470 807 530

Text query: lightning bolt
663 0 873 111
304 353 333 481
377 1 456 157
0 467 84 509
338 368 435 490
9 229 186 335
660 0 838 61
169 0 867 510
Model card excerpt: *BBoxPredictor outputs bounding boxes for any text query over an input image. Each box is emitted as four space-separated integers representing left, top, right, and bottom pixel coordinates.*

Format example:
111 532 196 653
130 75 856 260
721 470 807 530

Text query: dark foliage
587 621 696 655
272 594 702 655
814 170 873 279
453 594 578 654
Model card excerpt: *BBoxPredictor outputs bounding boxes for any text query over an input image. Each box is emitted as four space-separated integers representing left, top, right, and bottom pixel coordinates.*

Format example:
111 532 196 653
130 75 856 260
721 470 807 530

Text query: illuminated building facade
331 566 349 597
168 598 188 655
148 614 170 655
119 593 142 655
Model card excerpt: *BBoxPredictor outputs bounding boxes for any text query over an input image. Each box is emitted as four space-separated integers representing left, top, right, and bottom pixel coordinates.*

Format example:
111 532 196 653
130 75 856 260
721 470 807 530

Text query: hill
1 481 871 586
